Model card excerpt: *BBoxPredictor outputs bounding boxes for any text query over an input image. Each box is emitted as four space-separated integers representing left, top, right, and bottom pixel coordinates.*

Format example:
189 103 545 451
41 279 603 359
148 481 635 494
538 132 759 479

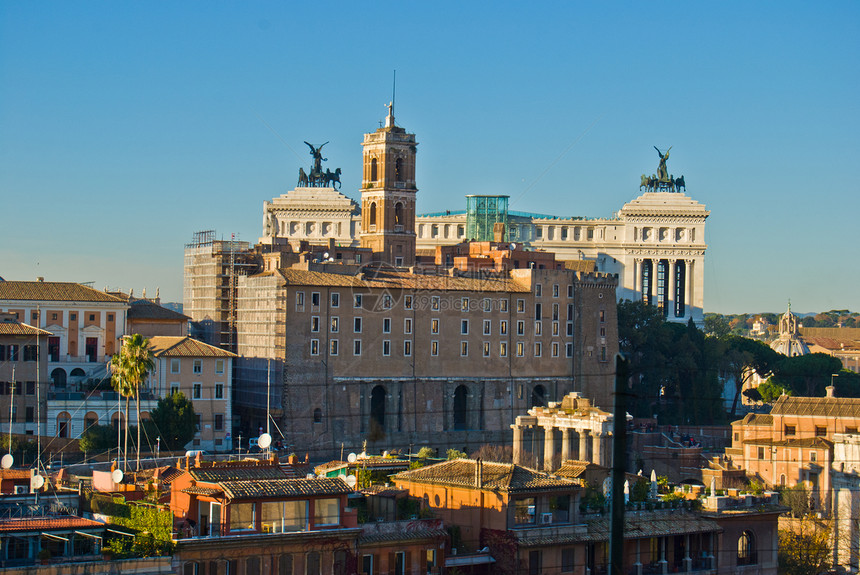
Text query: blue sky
2 2 858 314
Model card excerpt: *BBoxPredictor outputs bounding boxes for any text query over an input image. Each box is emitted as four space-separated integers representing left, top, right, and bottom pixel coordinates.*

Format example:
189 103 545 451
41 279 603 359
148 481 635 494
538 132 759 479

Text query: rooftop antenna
385 70 397 128
392 70 396 113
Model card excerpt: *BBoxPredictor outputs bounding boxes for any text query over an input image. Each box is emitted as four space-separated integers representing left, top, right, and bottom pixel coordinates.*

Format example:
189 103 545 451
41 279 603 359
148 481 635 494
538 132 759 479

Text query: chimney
475 458 483 488
37 277 44 282
826 386 836 398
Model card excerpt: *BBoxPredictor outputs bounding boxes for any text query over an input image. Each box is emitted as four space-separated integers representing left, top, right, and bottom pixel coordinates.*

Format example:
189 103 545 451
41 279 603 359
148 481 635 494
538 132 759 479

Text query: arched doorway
369 385 386 440
51 368 67 389
531 384 546 408
453 385 468 431
56 412 71 438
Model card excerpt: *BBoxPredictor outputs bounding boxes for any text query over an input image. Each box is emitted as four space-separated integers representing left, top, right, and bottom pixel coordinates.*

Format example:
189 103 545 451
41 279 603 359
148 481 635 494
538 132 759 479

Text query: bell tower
359 103 417 267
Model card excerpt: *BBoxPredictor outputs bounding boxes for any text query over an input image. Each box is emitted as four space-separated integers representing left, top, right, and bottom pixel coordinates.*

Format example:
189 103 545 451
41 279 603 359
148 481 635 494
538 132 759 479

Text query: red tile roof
0 321 51 336
149 336 237 358
394 459 581 493
0 281 126 303
771 395 860 418
0 516 104 532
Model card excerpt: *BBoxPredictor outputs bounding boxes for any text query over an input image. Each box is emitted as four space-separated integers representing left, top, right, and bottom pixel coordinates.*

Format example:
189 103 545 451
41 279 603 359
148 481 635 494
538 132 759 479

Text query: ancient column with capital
543 426 556 472
561 428 571 463
512 423 524 466
592 433 602 467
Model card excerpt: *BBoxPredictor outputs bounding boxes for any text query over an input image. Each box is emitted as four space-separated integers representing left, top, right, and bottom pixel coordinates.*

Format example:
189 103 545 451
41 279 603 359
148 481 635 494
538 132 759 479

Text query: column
592 433 602 467
659 537 668 575
633 258 641 298
634 538 643 575
683 534 692 572
512 424 524 466
561 428 570 463
685 259 693 319
579 430 590 462
668 259 676 317
543 426 555 472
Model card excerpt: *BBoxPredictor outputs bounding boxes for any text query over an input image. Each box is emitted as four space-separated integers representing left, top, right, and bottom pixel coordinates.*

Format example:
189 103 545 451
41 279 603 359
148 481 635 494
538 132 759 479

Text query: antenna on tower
392 69 396 113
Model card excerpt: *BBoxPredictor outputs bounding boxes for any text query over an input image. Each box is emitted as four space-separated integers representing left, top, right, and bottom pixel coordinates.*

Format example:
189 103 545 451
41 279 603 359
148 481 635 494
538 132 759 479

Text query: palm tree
111 334 154 472
110 352 133 472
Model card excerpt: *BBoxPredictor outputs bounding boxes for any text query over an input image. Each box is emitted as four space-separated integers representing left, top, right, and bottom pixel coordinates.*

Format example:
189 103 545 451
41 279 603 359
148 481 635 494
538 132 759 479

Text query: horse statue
674 175 686 192
640 174 649 190
324 168 342 189
298 167 309 187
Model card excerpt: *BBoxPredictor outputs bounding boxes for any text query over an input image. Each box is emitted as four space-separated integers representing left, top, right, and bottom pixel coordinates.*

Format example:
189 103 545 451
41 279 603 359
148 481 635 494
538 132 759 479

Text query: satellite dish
347 452 357 464
258 433 272 450
32 474 45 489
111 469 124 484
306 473 315 479
345 474 357 488
509 243 517 250
1 454 13 469
323 252 330 260
382 450 389 458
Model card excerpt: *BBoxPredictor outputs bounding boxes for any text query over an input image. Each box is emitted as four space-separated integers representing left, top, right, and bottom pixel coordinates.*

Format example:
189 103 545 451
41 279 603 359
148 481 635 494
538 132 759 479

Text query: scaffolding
466 195 509 242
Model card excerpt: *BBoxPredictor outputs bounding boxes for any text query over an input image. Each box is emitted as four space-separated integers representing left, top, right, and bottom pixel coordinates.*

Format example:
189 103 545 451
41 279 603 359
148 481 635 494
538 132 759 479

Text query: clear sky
2 2 858 315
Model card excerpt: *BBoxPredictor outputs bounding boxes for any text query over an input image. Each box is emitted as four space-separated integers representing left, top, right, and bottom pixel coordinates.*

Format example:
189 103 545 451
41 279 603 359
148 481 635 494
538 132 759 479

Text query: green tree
703 314 731 338
111 334 155 471
778 516 832 575
79 424 117 454
146 391 197 452
446 448 467 460
720 335 780 418
756 378 790 403
770 353 843 397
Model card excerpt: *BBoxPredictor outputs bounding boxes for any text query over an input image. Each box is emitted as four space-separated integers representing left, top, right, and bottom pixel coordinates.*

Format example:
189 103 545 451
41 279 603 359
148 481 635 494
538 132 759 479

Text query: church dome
770 303 810 357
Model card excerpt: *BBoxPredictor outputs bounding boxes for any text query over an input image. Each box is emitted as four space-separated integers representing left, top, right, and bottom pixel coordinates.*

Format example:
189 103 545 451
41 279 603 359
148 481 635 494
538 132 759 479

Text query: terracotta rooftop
771 395 860 418
393 459 581 494
128 300 190 322
273 268 530 294
149 336 237 358
219 478 352 500
741 413 774 426
0 516 104 533
0 469 33 480
189 462 287 483
0 321 51 337
359 519 447 544
742 436 833 449
0 281 126 303
555 460 605 479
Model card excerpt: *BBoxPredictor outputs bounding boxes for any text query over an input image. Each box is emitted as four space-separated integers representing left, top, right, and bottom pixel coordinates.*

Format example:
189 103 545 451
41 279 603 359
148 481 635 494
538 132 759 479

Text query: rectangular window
310 339 320 356
107 313 114 322
517 342 525 357
535 284 542 297
517 299 525 313
534 321 542 336
215 383 224 399
354 317 362 333
567 304 574 321
534 343 542 357
214 414 224 431
403 340 412 357
500 320 508 335
515 497 536 524
483 341 490 357
599 326 605 337
26 407 34 423
404 295 413 310
362 555 374 575
193 360 202 374
215 359 224 374
430 341 439 356
815 426 827 437
517 321 525 336
70 313 76 321
461 320 469 335
354 340 362 356
431 319 439 334
89 314 95 322
329 340 338 356
51 313 57 321
296 292 305 310
311 292 320 307
599 309 606 323
460 341 468 357
566 343 573 357
193 383 202 399
330 292 340 307
553 284 559 298
482 298 491 312
330 317 339 333
568 285 574 298
431 296 440 311
314 498 340 526
26 381 35 395
500 299 508 312
810 451 817 462
535 303 542 321
600 346 607 361
353 294 362 308
553 322 560 336
757 446 766 460
552 342 559 357
785 425 796 436
383 295 392 309
552 303 559 321
500 342 508 357
461 297 469 311
404 318 413 334
311 316 320 332
382 340 391 356
229 502 256 532
383 318 391 333
170 383 180 396
483 320 491 335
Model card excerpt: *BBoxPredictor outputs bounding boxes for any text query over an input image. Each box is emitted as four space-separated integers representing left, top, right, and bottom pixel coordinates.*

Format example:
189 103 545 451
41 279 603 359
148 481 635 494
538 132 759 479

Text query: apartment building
0 313 49 436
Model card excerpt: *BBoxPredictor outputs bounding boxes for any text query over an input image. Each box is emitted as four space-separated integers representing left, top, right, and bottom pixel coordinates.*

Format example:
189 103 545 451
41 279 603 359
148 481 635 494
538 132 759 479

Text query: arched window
313 408 322 423
395 158 403 181
279 554 293 575
370 158 378 182
370 385 386 436
737 530 757 566
51 368 67 389
112 411 124 432
453 385 468 431
394 202 404 226
84 411 99 431
57 412 71 438
531 385 546 408
369 202 377 226
70 367 86 380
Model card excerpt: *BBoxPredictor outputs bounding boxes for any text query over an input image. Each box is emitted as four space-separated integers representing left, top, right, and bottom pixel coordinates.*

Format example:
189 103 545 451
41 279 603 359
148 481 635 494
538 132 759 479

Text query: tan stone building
0 313 49 436
233 262 618 459
147 336 236 452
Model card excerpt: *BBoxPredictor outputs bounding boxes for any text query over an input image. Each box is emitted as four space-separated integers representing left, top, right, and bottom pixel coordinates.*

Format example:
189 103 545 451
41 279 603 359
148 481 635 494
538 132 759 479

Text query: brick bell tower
359 103 417 267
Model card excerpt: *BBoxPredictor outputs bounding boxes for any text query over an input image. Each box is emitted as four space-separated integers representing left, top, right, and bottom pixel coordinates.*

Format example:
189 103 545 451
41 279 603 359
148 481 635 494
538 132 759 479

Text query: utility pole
608 354 629 575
